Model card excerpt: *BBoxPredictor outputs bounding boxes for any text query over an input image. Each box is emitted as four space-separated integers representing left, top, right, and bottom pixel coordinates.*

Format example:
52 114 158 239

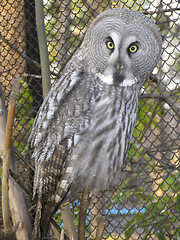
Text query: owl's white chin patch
119 77 138 87
97 72 137 87
97 73 114 85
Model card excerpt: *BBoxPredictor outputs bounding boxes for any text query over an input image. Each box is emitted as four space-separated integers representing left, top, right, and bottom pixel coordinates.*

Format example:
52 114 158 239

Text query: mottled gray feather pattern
29 8 162 240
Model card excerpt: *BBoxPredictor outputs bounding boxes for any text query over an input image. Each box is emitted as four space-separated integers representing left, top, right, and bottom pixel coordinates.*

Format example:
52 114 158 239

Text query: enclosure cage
0 0 180 239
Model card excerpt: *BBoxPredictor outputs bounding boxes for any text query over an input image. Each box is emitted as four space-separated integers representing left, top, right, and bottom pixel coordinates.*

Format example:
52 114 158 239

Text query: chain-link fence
0 0 180 239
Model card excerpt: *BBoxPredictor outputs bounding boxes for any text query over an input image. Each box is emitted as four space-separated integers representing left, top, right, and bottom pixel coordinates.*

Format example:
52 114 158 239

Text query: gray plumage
29 8 162 239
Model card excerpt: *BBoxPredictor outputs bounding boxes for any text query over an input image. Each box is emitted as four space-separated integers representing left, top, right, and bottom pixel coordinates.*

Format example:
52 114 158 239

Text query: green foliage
128 143 144 161
111 87 180 239
15 2 178 239
124 171 180 239
120 89 180 238
14 79 34 154
44 1 60 63
133 98 161 141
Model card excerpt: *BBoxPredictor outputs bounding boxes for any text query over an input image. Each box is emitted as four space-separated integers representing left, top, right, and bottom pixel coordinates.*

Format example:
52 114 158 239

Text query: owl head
82 8 162 86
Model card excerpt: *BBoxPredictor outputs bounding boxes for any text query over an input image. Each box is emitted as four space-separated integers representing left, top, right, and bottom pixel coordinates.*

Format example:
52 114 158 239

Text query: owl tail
32 175 58 240
32 178 71 239
32 197 59 240
32 157 73 239
32 199 42 240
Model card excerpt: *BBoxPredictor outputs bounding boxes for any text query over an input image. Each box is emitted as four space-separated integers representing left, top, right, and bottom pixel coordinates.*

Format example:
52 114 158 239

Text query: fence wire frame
0 0 180 239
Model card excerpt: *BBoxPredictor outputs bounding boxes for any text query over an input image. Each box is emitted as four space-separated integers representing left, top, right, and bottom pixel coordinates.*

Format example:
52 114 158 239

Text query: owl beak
114 62 124 84
115 62 124 73
115 63 121 71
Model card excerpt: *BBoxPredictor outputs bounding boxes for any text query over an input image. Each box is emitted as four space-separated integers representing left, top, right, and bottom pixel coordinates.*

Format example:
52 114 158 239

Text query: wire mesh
0 0 180 239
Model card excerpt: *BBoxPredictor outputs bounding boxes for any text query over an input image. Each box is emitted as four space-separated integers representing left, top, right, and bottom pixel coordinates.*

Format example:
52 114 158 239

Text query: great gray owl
29 8 162 240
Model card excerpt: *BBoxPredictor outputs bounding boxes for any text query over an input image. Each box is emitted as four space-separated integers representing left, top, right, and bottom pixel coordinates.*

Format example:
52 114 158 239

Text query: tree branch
2 77 20 233
60 204 77 240
35 0 51 98
9 169 32 198
0 33 40 73
150 74 180 119
96 216 106 240
78 187 90 240
60 229 65 240
0 79 32 240
0 33 58 78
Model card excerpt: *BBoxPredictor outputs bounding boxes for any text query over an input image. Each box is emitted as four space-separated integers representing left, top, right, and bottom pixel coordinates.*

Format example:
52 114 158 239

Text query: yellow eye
106 41 114 50
129 45 138 53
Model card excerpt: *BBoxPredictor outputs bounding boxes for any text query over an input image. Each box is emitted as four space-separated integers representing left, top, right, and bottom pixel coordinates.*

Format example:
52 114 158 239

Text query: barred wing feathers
30 56 100 239
29 51 102 198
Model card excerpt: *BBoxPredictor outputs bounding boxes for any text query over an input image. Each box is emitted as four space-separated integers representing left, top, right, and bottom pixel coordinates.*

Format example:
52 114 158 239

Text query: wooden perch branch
61 204 77 240
78 187 90 240
96 216 106 240
2 77 20 235
0 223 19 240
91 192 106 239
0 79 32 240
2 150 12 233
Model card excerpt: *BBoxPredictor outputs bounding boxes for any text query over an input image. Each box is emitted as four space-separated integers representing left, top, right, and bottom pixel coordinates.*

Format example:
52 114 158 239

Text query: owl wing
30 54 99 239
29 56 84 154
29 51 99 200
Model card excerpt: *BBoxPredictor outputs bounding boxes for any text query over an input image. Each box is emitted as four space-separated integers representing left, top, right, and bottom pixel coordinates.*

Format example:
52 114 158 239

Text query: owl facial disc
97 32 137 87
85 8 162 88
96 31 137 86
